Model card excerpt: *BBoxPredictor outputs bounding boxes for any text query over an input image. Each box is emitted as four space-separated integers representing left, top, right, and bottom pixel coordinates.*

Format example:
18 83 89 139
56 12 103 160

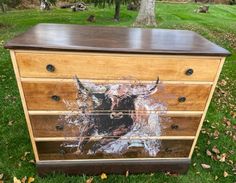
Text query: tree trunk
0 3 5 12
133 0 157 27
114 0 121 21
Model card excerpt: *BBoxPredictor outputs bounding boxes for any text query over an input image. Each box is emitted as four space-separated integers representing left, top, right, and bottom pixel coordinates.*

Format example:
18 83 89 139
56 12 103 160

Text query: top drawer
15 52 220 81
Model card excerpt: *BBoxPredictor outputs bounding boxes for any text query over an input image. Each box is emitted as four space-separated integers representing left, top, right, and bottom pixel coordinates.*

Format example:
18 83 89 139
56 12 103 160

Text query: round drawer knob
185 68 194 76
55 124 64 131
46 64 55 72
178 96 186 103
51 95 60 101
171 124 179 130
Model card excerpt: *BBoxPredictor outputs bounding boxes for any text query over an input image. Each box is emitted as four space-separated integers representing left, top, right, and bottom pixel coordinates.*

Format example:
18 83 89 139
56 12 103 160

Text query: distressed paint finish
60 77 164 157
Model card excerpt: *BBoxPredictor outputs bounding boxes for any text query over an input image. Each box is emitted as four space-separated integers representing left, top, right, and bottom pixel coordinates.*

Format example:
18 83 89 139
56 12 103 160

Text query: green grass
0 3 236 183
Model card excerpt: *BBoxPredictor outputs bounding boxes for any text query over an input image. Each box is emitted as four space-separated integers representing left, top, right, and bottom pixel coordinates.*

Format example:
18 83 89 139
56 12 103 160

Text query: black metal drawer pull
185 68 194 76
55 124 64 131
51 95 60 101
46 64 55 72
178 96 186 103
171 124 179 130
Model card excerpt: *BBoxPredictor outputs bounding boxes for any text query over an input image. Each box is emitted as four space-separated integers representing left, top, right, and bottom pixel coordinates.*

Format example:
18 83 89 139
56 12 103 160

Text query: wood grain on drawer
22 81 211 111
30 115 201 138
36 140 193 160
16 52 220 81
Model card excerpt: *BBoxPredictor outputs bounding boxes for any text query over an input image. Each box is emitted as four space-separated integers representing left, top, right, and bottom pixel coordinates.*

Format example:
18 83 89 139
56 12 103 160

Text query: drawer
31 115 201 138
36 140 193 160
22 81 211 111
16 52 220 81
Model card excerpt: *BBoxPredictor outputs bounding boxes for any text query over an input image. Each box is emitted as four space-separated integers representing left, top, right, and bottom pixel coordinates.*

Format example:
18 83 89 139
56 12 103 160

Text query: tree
91 0 129 21
0 0 7 12
133 0 157 27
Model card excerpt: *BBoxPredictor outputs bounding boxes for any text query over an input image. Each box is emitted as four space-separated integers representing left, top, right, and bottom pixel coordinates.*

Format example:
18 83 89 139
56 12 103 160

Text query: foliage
0 3 236 183
229 0 236 5
0 0 21 10
83 0 133 7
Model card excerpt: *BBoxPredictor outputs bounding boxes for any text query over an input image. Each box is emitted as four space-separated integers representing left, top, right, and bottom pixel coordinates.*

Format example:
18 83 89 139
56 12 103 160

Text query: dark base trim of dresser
37 158 191 176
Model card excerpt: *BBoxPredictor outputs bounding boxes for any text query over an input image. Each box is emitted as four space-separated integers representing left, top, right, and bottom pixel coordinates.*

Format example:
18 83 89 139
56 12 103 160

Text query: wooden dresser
4 23 230 175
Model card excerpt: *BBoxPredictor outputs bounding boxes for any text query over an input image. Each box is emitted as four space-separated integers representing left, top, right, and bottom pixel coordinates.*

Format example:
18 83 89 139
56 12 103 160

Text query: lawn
0 3 236 183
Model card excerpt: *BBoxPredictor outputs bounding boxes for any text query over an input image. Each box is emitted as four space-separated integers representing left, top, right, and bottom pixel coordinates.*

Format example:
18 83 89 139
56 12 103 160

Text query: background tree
90 0 131 21
133 0 157 27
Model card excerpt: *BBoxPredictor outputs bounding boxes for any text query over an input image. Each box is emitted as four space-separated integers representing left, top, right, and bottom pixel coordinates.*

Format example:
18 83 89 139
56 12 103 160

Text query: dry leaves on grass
100 173 107 180
13 177 21 183
125 170 129 177
86 177 93 183
13 176 34 183
212 146 220 154
219 153 227 162
201 164 211 169
21 176 27 183
21 152 30 161
206 150 212 156
27 177 34 183
223 171 229 177
213 130 220 139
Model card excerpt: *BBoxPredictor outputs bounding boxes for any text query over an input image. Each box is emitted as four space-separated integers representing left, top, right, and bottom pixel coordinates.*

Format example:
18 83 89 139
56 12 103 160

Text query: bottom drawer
36 140 193 160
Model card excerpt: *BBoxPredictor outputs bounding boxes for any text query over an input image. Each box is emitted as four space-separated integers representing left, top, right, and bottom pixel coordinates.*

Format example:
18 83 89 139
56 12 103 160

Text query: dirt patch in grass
0 23 11 30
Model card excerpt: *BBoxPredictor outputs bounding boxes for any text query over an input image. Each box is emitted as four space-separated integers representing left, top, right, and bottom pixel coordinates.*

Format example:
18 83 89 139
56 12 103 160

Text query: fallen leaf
225 120 231 127
228 160 234 164
28 160 35 164
0 180 3 183
0 174 3 179
230 111 236 118
206 150 212 156
215 175 218 180
212 146 220 154
8 121 13 126
24 152 30 156
27 177 34 183
21 176 27 183
233 135 236 141
201 164 211 169
13 177 21 183
213 130 220 138
165 172 179 176
100 173 107 180
212 154 220 161
86 177 93 183
219 153 227 162
21 152 30 161
125 170 129 177
223 171 229 177
219 79 227 86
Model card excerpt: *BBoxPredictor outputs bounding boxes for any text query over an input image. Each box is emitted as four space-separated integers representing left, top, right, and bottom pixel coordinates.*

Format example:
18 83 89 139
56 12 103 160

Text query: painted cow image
69 77 160 154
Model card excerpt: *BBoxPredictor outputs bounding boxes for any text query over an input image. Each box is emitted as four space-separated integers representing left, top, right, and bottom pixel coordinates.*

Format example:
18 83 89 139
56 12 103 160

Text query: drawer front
16 52 220 81
36 140 193 160
22 81 211 111
31 115 201 137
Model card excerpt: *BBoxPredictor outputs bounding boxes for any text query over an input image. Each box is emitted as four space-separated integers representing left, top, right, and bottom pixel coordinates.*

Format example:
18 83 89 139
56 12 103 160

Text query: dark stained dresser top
4 23 230 56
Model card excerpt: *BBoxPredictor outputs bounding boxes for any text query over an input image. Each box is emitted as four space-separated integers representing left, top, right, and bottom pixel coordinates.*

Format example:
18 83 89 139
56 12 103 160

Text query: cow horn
149 77 159 92
133 77 159 96
75 76 89 93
